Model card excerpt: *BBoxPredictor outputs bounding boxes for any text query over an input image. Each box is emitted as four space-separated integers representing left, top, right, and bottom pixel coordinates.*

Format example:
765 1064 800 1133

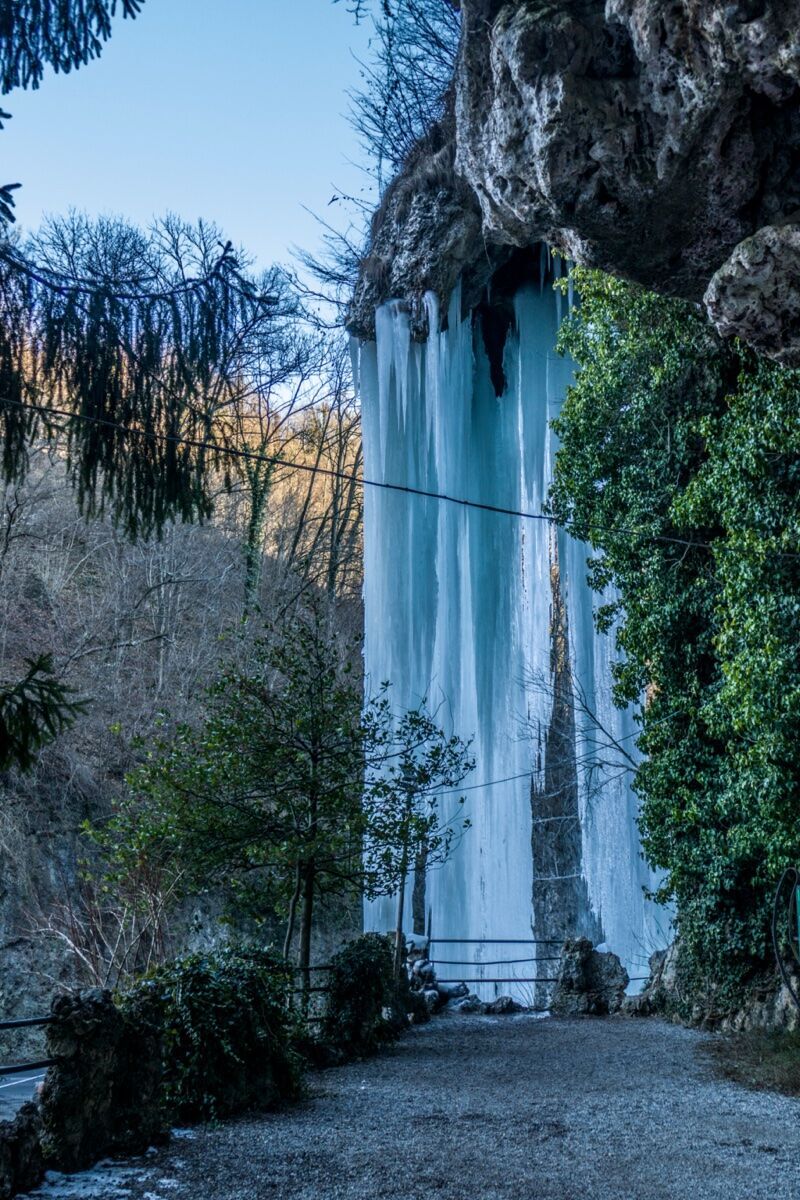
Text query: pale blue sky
3 0 375 269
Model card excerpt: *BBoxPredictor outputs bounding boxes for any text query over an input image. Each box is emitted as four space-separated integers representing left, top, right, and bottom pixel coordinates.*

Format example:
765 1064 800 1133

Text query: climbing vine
550 268 800 1010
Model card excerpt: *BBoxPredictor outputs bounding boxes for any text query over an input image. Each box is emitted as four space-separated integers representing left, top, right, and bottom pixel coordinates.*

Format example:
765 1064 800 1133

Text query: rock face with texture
624 940 800 1031
40 989 165 1172
352 0 800 363
0 1103 44 1200
348 114 498 339
551 938 629 1015
704 223 800 363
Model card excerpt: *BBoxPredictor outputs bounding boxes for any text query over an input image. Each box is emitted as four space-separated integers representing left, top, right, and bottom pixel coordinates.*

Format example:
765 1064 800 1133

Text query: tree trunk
243 487 268 612
283 863 303 962
394 838 410 979
298 859 315 1014
412 842 427 936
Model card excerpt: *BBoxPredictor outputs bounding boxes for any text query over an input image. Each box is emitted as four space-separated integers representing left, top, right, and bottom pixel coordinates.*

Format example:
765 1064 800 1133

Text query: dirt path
23 1013 800 1200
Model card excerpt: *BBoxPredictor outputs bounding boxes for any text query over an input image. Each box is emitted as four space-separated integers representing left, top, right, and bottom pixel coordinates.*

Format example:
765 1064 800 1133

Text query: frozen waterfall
356 263 669 1001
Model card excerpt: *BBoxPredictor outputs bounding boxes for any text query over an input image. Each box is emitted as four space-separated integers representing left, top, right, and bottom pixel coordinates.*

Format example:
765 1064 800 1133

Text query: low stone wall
0 1103 44 1200
40 989 165 1173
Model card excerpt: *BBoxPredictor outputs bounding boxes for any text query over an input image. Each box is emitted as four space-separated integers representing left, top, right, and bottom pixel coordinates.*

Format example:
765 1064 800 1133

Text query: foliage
0 213 299 540
362 697 474 901
0 1 143 232
0 0 143 95
0 448 363 1006
0 1 143 239
94 607 473 981
323 932 398 1053
119 945 301 1121
550 267 800 1009
97 606 365 961
0 653 86 771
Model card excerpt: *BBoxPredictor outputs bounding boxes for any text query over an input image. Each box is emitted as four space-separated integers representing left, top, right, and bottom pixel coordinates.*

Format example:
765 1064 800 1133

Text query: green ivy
324 933 399 1054
550 268 800 1011
120 946 302 1122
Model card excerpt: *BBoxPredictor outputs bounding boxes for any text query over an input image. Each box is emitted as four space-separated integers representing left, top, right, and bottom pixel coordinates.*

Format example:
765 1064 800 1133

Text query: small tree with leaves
93 607 473 995
362 696 474 974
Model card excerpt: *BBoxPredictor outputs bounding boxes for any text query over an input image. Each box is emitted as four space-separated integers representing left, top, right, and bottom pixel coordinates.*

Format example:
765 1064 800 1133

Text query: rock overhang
349 0 800 364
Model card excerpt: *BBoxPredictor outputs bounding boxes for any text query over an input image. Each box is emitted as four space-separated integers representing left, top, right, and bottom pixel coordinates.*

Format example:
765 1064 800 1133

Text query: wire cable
4 395 800 559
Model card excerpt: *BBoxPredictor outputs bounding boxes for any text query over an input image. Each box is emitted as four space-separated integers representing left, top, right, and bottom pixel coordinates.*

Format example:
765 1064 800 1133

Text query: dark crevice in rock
476 300 514 396
473 247 546 394
531 538 602 1008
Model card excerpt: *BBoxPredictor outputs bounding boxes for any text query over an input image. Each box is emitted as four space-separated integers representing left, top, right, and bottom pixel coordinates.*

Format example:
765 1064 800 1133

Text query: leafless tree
348 0 461 187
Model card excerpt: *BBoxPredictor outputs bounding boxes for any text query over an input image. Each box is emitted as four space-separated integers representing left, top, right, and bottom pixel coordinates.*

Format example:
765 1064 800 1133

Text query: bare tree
348 0 461 187
276 341 363 605
298 0 461 320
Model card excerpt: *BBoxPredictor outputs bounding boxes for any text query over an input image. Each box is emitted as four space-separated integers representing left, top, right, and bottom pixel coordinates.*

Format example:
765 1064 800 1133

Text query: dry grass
707 1029 800 1096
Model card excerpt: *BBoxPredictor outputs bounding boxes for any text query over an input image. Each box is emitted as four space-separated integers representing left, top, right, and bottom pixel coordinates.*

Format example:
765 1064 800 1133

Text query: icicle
361 256 669 999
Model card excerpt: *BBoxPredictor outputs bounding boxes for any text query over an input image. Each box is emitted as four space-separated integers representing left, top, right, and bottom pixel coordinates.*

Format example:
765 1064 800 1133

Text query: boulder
420 989 439 1015
436 981 469 1001
551 938 629 1016
451 993 487 1014
0 1103 44 1200
623 944 681 1018
484 995 523 1015
704 224 800 364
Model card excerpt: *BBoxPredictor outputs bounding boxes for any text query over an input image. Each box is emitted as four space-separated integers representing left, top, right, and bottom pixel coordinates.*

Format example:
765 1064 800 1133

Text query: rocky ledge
350 0 800 363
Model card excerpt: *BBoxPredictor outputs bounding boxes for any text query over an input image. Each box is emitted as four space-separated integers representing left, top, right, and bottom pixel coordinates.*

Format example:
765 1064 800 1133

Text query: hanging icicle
358 251 669 1000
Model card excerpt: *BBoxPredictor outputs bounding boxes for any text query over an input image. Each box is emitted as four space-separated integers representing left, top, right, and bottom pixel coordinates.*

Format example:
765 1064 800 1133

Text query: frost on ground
17 1130 198 1198
18 1156 183 1199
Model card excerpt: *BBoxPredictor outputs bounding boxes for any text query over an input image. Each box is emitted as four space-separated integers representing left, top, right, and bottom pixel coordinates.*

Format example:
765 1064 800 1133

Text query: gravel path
23 1013 800 1200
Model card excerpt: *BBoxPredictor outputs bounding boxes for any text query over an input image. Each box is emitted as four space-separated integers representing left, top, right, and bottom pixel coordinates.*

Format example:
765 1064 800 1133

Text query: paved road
21 1014 800 1200
0 1069 45 1122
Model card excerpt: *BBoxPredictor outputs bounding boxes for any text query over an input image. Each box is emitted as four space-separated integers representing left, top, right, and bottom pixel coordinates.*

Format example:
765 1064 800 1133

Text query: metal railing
0 1014 58 1077
426 936 564 987
425 937 650 987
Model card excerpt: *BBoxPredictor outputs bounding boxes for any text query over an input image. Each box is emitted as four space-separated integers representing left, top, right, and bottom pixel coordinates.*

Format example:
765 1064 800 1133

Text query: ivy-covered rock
39 947 302 1175
40 988 165 1171
324 933 400 1055
121 946 302 1122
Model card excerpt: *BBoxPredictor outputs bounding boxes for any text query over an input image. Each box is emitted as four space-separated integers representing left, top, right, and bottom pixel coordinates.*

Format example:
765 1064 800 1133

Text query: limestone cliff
350 0 800 363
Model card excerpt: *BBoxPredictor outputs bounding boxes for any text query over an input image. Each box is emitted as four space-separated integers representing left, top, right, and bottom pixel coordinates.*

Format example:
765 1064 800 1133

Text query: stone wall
0 1104 44 1200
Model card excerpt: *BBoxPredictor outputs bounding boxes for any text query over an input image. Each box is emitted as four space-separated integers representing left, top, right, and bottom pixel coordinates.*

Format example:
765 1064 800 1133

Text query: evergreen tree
0 2 145 225
0 0 144 94
0 654 86 771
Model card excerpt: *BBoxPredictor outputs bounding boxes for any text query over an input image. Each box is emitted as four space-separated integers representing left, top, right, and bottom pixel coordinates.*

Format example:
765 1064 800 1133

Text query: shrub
323 933 400 1054
120 946 301 1122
